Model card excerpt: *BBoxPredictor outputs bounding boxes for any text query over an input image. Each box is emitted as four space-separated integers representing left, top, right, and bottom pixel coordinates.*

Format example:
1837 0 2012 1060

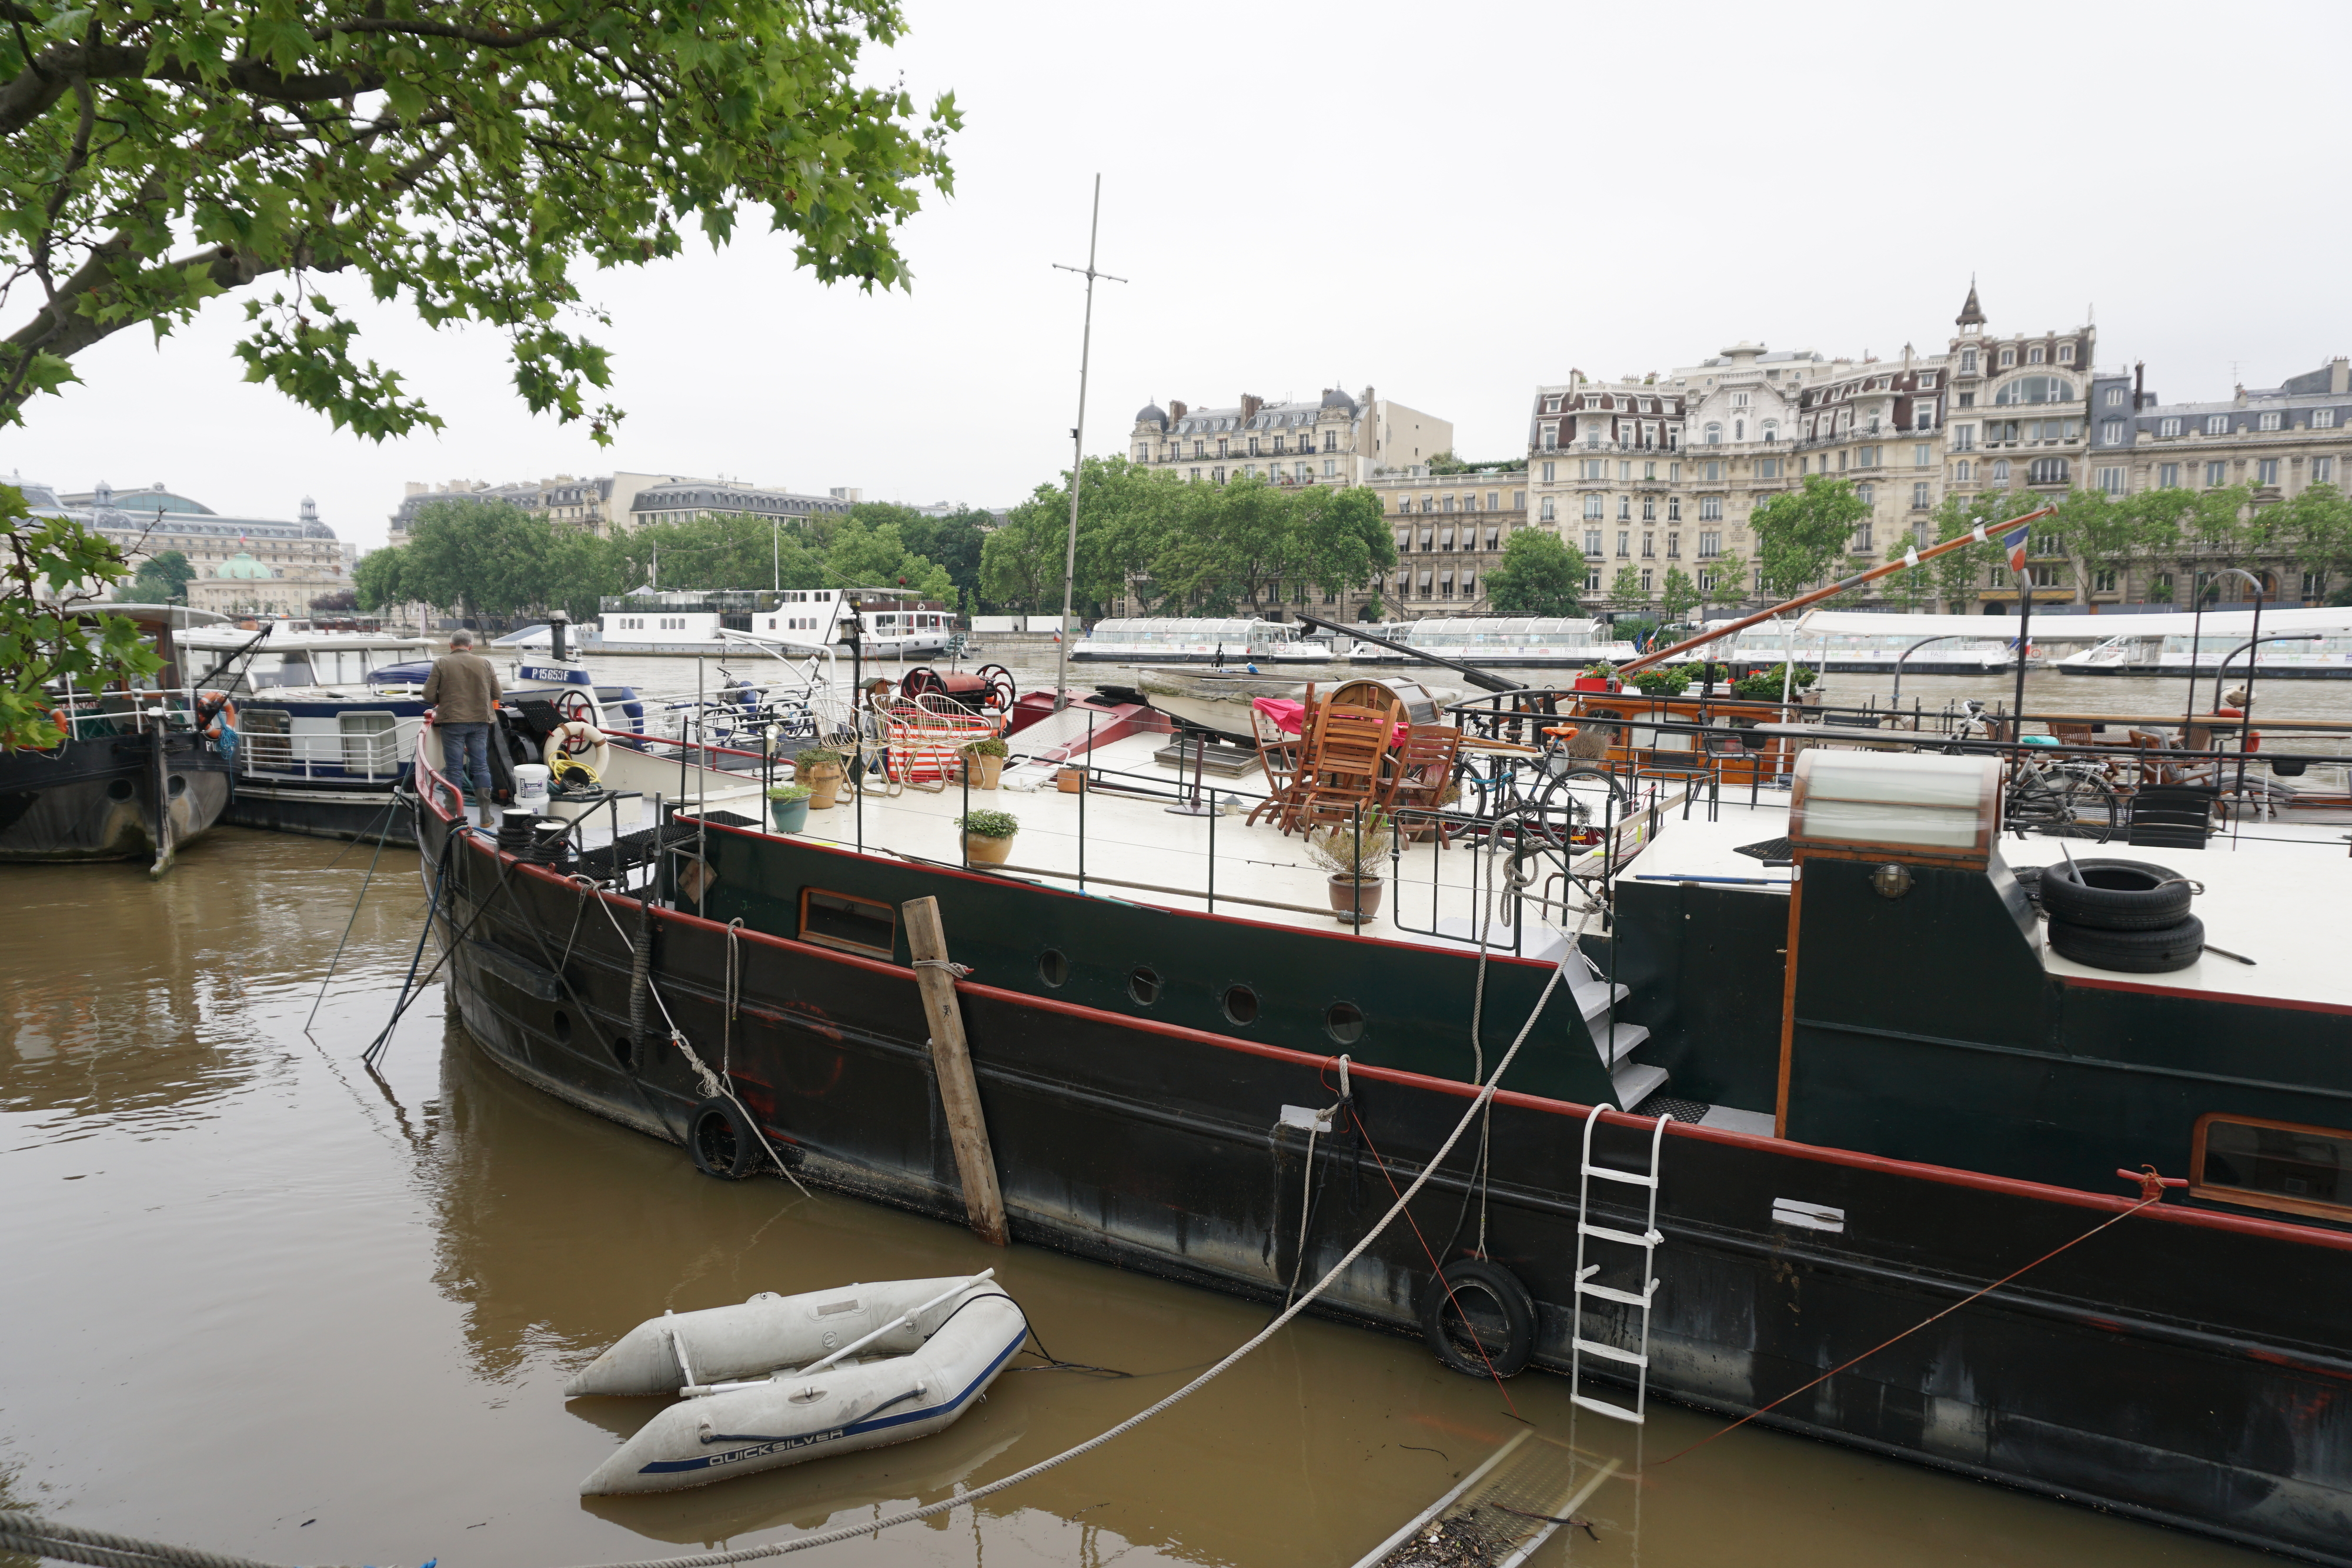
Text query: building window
1960 349 1979 375
2027 345 2046 365
1856 483 1875 507
1756 457 1780 479
2094 569 2117 593
1641 531 1655 557
1487 492 1501 511
1586 568 1602 592
1584 529 1603 556
1999 347 2016 368
1544 395 1562 414
1699 496 1723 521
1322 430 1337 452
1705 423 1722 445
2104 387 2125 408
1641 497 1656 521
1950 424 1976 453
2096 466 2124 495
2314 457 2335 483
1698 531 1722 558
1324 459 1337 477
1991 459 2012 482
1442 493 1456 513
2304 571 2327 599
1615 531 1631 557
1853 523 1873 552
2206 462 2227 487
2028 457 2070 485
1540 461 1556 483
1617 496 1632 521
1583 495 1604 520
2159 463 2181 489
2206 414 2231 436
2259 411 2283 432
1666 531 1681 558
2315 409 2337 429
1667 497 1681 521
2259 459 2280 485
2099 420 2124 444
1954 460 1973 482
1581 459 1606 480
1700 460 1723 482
1539 497 1557 521
1542 426 1559 451
1912 482 1931 509
2156 417 2180 437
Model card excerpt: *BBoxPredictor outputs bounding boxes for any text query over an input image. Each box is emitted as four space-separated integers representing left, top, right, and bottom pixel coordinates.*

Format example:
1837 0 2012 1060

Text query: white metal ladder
1568 1101 1667 1423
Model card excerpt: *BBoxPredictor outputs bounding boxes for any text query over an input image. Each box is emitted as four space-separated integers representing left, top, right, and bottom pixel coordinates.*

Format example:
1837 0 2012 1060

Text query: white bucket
513 763 552 811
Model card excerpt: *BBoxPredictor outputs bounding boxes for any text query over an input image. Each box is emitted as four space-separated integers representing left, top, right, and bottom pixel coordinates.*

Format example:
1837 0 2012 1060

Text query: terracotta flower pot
1328 873 1385 924
1056 767 1087 794
801 763 843 809
970 753 1004 790
964 831 1015 865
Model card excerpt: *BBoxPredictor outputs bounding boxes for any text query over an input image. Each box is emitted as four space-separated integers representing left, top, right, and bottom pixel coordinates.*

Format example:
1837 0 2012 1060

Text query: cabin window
1221 984 1259 1026
2192 1113 2352 1219
1127 967 1161 1006
1037 949 1069 988
241 707 292 766
798 888 897 959
1325 1001 1365 1045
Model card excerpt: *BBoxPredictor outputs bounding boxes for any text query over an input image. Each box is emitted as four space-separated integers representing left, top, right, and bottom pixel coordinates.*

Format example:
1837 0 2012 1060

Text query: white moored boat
2050 605 2352 678
1674 610 2025 676
1071 616 1329 664
572 1273 1026 1495
1348 617 1635 668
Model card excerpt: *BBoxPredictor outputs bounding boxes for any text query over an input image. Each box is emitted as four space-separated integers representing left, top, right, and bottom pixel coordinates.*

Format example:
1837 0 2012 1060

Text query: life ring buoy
198 691 237 740
544 719 609 774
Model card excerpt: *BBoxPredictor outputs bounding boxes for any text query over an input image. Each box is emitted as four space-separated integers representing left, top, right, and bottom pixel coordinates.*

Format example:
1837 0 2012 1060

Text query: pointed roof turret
1955 278 1986 329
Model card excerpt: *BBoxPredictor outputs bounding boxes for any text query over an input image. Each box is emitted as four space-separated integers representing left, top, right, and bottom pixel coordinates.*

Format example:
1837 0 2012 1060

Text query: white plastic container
512 762 552 811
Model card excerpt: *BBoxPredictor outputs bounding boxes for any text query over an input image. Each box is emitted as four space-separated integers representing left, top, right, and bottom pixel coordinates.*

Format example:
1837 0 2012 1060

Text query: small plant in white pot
1305 809 1392 924
958 809 1020 866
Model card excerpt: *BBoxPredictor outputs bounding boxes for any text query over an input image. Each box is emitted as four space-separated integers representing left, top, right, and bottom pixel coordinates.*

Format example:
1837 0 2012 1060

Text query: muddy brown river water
1 659 2326 1568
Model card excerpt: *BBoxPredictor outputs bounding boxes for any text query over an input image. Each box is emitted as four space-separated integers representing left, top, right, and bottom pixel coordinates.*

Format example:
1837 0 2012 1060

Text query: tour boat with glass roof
2051 605 2352 678
1348 616 1636 668
1072 616 1329 664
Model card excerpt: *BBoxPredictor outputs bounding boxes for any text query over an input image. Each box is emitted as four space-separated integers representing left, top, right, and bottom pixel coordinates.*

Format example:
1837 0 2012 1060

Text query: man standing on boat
423 630 503 827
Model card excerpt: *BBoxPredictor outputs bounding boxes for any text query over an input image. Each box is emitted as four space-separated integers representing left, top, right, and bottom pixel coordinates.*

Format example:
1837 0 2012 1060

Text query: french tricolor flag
2001 523 2031 574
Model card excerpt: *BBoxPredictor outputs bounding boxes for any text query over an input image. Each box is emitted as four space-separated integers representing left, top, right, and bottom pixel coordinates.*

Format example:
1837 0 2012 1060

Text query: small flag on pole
2001 523 2031 574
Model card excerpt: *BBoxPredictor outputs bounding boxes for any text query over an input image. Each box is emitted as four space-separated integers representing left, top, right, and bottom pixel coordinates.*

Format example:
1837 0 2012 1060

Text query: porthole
1325 1001 1366 1045
552 1009 573 1045
1221 984 1259 1026
612 1037 634 1070
1038 949 1069 988
167 775 187 798
106 779 135 801
1127 966 1160 1006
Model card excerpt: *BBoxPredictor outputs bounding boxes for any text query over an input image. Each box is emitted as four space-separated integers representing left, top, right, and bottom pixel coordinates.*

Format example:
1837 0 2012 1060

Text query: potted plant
1730 662 1820 702
794 746 848 808
1305 809 1394 924
959 808 1020 866
963 735 1008 790
1629 666 1690 697
1573 660 1622 694
764 782 812 834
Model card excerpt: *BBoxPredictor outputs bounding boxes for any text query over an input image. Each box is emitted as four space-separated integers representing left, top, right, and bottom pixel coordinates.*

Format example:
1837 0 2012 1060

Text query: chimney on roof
405 482 426 496
2134 361 2145 408
2333 357 2350 396
1240 393 1262 423
1168 399 1187 419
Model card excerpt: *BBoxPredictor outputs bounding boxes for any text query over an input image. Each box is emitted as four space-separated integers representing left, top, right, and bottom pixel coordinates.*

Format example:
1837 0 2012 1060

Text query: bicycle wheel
2007 767 2117 841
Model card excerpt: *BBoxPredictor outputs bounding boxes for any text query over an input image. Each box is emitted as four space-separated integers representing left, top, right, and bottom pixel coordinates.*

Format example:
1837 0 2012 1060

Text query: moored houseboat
405 683 2352 1560
1351 616 1636 668
2052 604 2352 678
1072 616 1331 664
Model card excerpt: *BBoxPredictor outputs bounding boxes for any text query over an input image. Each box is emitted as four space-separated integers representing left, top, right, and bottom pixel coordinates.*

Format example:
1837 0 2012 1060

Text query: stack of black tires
2040 859 2204 973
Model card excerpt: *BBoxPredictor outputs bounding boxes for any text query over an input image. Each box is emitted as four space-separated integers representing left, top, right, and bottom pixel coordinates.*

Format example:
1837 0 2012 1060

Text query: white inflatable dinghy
573 1271 1028 1495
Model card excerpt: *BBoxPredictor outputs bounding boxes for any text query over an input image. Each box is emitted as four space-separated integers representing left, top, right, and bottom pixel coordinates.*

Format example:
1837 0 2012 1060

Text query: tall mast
1050 176 1127 710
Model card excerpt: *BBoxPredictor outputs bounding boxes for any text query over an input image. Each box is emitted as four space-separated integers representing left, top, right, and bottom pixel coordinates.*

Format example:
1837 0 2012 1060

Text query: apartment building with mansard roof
1129 387 1451 489
2077 355 2352 605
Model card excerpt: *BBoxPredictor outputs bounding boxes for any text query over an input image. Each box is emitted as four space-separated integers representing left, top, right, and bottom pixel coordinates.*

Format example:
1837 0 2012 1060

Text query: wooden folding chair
1284 703 1391 834
1382 723 1462 845
1246 684 1315 827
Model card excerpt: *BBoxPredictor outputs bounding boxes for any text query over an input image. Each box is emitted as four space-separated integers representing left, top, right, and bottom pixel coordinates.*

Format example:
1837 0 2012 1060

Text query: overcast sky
11 1 2348 552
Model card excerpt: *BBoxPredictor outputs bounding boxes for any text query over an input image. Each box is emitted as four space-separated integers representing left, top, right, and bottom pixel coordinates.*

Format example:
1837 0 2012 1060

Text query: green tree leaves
1484 528 1586 616
1 483 161 748
126 548 194 604
1750 474 1870 600
0 0 960 436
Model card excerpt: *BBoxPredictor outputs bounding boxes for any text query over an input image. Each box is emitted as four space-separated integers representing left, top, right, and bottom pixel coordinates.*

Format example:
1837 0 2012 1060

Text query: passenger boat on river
406 640 2352 1557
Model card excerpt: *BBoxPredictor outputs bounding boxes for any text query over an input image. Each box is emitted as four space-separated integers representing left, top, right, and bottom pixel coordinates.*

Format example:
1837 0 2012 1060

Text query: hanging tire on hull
687 1096 763 1180
1419 1258 1537 1378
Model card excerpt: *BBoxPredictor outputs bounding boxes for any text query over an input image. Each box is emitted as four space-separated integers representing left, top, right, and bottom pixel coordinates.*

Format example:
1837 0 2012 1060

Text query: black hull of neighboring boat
225 777 415 843
0 730 232 866
413 803 2352 1564
2058 663 2352 678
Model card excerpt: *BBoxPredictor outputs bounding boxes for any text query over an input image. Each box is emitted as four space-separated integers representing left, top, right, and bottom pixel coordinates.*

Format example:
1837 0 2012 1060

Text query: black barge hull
0 730 231 867
413 801 2352 1563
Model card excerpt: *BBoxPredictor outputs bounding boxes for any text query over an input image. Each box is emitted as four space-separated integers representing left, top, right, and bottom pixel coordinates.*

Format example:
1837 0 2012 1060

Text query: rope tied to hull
911 957 973 978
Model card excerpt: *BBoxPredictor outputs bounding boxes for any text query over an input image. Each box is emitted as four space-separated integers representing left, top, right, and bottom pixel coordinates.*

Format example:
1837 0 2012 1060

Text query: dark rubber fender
687 1095 763 1180
1420 1258 1537 1378
2040 858 2194 931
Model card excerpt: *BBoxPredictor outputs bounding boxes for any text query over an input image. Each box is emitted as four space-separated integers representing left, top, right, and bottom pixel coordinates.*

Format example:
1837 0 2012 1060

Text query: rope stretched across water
2 963 1568 1568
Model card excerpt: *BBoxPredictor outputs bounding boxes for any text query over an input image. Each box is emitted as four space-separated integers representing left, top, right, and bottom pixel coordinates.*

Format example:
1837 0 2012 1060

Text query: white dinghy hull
579 1290 1027 1495
564 1275 987 1398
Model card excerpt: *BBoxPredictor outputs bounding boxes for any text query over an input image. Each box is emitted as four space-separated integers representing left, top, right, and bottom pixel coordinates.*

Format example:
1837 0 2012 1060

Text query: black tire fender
687 1095 763 1180
1419 1258 1538 1379
2040 858 2196 931
2046 914 2206 974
